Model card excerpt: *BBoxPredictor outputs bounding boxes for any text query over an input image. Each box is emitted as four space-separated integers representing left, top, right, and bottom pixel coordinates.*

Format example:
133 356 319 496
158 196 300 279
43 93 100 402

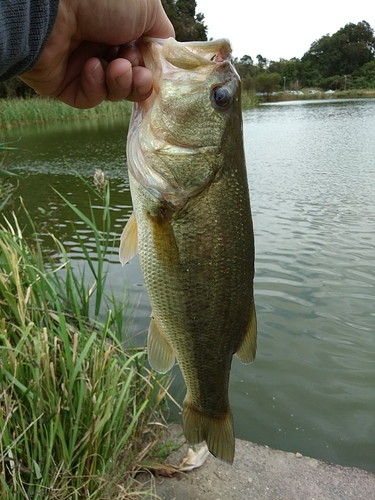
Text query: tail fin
182 401 235 464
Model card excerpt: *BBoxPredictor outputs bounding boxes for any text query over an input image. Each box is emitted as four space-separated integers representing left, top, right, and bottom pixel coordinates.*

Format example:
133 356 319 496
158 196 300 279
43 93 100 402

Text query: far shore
255 88 375 104
1 89 375 129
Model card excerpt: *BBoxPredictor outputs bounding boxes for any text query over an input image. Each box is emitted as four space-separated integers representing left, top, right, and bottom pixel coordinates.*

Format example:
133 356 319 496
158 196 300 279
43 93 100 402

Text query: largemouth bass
120 37 256 464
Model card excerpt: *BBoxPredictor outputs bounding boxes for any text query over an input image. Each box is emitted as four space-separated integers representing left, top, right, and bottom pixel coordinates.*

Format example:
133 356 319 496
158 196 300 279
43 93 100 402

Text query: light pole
283 76 286 92
344 75 347 91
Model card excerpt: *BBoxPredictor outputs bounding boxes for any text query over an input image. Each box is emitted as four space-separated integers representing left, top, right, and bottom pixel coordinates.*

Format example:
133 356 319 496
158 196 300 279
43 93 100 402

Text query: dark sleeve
0 0 60 81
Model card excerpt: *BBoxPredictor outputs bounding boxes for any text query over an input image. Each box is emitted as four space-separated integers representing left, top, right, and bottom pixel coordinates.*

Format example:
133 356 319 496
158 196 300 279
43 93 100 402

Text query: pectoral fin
147 315 175 373
119 212 138 266
235 302 257 364
146 208 180 272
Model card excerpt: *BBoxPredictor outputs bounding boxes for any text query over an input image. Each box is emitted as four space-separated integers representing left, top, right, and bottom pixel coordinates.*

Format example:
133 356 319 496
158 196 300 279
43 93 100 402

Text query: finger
105 58 133 101
51 42 111 108
56 57 108 108
125 65 153 102
105 58 153 102
117 43 142 65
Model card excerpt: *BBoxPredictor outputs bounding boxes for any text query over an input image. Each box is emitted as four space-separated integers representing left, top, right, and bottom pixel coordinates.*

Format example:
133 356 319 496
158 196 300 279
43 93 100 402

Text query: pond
2 98 375 472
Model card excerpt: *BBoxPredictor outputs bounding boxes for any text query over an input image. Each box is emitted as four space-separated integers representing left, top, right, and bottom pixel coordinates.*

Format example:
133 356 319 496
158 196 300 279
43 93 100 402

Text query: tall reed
241 90 259 110
0 97 132 129
0 172 169 499
0 143 18 210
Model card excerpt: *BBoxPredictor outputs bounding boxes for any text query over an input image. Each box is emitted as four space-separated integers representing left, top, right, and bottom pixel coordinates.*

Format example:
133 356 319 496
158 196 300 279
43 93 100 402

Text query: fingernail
92 61 104 83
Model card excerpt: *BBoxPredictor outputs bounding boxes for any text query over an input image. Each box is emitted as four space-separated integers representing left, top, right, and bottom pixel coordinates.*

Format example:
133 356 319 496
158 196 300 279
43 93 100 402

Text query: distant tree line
0 0 207 99
235 21 375 94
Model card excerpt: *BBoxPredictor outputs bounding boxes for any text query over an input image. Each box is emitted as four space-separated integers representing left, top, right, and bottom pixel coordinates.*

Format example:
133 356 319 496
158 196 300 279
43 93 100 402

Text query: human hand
20 0 174 108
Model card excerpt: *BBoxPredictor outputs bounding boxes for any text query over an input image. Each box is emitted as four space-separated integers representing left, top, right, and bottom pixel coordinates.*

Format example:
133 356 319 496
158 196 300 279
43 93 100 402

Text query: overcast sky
195 0 375 61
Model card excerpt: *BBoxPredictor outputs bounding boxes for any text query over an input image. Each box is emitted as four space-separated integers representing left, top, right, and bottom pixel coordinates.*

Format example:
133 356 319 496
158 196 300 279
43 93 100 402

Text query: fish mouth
135 37 236 112
161 37 233 68
141 36 233 68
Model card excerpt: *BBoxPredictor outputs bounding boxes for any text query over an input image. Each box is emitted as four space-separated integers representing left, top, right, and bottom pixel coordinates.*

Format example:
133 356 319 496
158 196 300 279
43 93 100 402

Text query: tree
352 60 375 88
235 56 258 81
297 59 322 88
255 73 281 94
256 54 268 71
302 21 375 78
242 76 255 91
268 59 299 89
161 0 207 42
240 55 254 66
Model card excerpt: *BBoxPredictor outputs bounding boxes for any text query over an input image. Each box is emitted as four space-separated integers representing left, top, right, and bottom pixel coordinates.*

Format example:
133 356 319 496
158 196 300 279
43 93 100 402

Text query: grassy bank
257 88 375 103
0 97 132 129
330 89 375 99
1 92 259 129
0 169 169 499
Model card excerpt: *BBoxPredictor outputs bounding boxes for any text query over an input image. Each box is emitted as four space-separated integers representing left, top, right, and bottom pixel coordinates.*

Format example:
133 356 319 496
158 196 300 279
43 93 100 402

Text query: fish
119 37 256 464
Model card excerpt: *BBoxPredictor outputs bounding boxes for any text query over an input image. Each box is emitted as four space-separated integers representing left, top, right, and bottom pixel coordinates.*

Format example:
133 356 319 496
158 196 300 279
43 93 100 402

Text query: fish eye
211 86 232 109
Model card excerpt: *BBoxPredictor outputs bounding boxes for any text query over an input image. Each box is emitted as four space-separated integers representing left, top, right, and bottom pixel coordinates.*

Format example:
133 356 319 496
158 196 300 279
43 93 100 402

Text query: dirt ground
138 423 375 500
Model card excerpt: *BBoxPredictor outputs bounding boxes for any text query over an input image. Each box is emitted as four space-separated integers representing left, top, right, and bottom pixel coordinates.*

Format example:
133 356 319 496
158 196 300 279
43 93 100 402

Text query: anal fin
235 301 257 364
119 212 138 266
147 315 175 373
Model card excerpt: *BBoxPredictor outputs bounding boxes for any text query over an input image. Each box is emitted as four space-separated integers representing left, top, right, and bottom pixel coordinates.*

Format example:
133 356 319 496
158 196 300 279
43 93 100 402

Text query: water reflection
4 117 129 176
3 101 375 472
242 99 375 471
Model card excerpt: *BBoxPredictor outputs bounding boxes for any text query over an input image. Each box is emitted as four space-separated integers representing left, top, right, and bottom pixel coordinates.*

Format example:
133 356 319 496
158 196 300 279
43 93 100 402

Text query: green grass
241 90 259 110
0 97 132 129
333 89 375 98
0 172 170 499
